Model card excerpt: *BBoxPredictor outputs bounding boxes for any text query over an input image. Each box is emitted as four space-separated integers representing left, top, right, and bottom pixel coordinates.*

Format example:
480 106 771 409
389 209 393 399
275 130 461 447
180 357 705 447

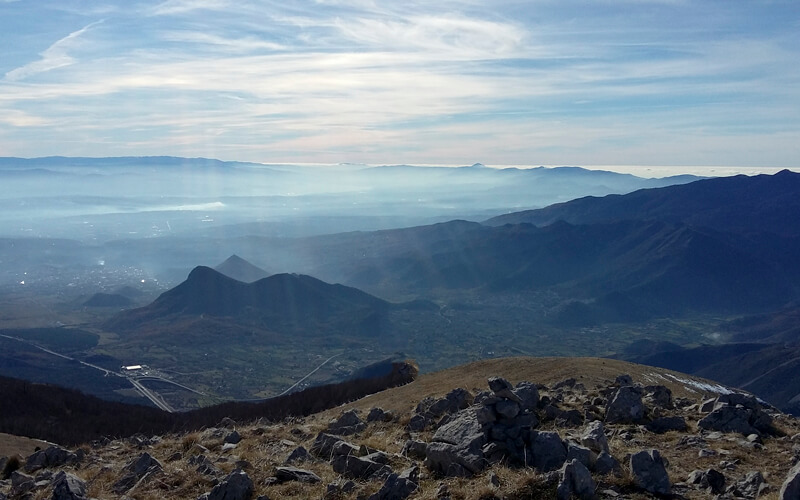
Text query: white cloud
4 20 103 82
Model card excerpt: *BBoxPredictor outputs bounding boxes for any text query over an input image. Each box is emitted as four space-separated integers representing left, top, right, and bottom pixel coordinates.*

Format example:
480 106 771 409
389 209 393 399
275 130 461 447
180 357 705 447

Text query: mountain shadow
214 254 270 283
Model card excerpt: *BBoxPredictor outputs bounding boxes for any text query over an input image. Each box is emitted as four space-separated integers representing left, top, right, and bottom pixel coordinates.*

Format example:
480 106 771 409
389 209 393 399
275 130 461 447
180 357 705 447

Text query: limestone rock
580 420 609 454
274 466 321 484
327 409 366 436
513 382 540 411
780 462 800 499
310 433 357 459
224 430 242 444
367 407 393 423
629 449 671 496
605 386 645 424
24 446 79 473
51 471 87 500
593 451 620 475
331 454 391 480
113 452 163 494
285 446 313 464
528 431 567 472
557 459 596 500
687 468 725 494
401 440 427 460
368 466 418 500
698 404 773 436
646 416 687 434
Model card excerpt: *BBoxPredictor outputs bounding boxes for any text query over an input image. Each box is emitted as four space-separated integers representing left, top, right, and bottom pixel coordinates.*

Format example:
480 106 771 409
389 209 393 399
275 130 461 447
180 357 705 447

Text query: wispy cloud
0 1 798 166
5 20 104 82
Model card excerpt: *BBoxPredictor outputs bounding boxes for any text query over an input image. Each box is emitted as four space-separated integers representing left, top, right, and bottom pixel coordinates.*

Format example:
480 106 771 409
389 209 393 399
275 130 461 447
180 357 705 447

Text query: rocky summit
1 358 800 499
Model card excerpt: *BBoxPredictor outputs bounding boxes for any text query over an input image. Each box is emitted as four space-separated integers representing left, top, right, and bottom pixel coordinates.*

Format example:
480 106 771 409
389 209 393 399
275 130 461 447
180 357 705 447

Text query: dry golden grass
0 432 50 458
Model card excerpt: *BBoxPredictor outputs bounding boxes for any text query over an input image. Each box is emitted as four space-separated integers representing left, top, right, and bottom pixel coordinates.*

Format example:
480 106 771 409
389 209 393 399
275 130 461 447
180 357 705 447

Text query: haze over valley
2 157 800 417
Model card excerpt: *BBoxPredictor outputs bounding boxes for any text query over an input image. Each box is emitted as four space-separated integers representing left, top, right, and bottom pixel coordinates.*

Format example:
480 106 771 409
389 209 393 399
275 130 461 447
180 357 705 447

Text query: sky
1 0 799 169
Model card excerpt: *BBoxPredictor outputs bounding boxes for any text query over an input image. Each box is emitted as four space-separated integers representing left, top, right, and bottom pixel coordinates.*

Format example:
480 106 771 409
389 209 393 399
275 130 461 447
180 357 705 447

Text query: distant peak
469 163 487 169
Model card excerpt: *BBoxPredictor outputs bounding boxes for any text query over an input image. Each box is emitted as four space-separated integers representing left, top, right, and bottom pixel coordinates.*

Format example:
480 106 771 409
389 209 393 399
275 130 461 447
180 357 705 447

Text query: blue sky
1 0 799 168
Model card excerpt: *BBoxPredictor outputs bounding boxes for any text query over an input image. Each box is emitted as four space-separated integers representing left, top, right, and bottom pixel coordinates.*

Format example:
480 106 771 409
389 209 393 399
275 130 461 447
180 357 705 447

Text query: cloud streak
5 20 104 82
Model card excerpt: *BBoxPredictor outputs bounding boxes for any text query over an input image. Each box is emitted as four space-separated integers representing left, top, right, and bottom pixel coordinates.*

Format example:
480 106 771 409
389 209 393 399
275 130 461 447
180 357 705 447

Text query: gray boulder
488 377 522 403
605 386 645 424
310 432 358 459
730 471 769 499
615 374 633 386
780 462 800 499
593 451 620 475
368 466 419 500
646 416 687 434
629 449 671 496
367 407 393 423
528 431 567 472
11 471 35 497
24 446 79 473
285 446 313 464
331 454 391 480
565 442 592 470
687 468 725 494
401 440 427 460
224 430 242 444
274 466 321 484
557 459 596 500
644 385 673 409
513 382 540 411
51 471 87 500
113 452 163 494
327 409 366 436
698 405 773 436
205 469 254 500
580 421 609 454
425 409 487 477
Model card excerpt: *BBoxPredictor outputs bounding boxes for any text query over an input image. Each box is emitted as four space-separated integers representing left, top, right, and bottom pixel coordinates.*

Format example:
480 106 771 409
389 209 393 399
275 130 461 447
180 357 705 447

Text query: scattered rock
113 452 163 494
605 386 645 424
729 470 769 499
331 454 391 480
514 381 540 411
580 421 609 454
528 431 567 472
24 446 79 473
367 407 393 423
629 449 671 496
646 416 687 434
488 377 521 403
310 433 357 459
51 471 87 500
699 404 773 436
189 454 222 477
274 466 321 484
425 409 487 477
780 462 800 499
327 409 366 436
224 430 242 444
401 440 427 460
593 451 620 476
615 374 633 386
644 385 673 409
285 446 313 464
687 468 726 494
557 459 596 500
368 465 419 500
10 471 35 497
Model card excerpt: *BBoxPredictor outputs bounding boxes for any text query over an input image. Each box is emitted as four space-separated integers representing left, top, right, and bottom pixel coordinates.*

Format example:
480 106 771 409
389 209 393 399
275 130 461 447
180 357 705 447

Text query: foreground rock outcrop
1 360 798 500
